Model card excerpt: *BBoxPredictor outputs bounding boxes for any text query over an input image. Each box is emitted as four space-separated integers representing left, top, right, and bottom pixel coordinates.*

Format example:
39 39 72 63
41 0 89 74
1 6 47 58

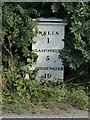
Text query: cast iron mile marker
32 18 65 81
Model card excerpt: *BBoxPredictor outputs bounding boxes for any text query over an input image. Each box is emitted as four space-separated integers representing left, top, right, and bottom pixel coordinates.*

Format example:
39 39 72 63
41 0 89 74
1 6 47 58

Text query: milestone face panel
32 18 65 81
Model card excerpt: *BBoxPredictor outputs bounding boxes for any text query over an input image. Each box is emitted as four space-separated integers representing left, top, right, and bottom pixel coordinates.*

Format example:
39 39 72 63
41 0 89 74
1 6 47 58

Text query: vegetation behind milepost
1 2 89 114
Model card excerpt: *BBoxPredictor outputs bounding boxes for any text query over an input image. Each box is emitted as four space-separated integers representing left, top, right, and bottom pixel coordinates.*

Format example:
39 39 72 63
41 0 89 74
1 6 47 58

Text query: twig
65 72 84 83
3 45 13 58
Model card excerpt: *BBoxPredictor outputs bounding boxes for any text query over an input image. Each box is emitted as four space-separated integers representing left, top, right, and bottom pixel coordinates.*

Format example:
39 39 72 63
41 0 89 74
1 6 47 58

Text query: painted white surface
32 18 65 81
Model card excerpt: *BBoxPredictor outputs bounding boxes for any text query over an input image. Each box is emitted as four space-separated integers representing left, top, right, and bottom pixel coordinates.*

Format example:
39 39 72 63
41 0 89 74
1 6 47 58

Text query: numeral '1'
47 38 49 43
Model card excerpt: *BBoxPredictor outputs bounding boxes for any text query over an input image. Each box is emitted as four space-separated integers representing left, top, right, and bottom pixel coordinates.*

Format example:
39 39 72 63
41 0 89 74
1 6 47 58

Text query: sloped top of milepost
38 17 62 22
37 17 65 25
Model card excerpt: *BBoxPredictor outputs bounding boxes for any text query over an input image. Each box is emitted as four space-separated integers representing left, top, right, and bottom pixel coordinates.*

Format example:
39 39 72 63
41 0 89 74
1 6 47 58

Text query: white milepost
32 18 65 82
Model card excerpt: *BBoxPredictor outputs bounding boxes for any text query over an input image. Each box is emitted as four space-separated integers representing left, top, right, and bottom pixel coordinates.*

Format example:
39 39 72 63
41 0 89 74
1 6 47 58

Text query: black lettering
49 67 52 70
47 73 52 78
56 32 59 35
46 56 50 61
47 38 50 43
43 31 46 35
44 73 52 78
58 67 60 71
48 31 51 35
38 31 60 36
38 49 41 52
38 31 43 35
36 67 64 71
52 31 54 35
61 67 64 70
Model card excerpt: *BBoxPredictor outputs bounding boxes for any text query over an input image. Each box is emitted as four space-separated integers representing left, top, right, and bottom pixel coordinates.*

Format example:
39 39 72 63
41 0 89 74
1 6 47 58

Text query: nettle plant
51 2 90 76
2 3 38 92
61 2 90 70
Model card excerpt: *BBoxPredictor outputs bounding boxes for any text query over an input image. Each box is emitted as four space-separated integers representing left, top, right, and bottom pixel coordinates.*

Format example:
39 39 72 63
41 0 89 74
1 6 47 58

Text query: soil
0 107 89 118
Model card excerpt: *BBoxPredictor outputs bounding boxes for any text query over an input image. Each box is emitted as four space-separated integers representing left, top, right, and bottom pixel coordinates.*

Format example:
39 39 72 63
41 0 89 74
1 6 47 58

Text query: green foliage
2 3 38 93
50 2 90 87
51 2 90 71
66 87 88 109
2 2 89 114
2 82 88 114
2 3 37 59
61 2 90 70
51 3 61 13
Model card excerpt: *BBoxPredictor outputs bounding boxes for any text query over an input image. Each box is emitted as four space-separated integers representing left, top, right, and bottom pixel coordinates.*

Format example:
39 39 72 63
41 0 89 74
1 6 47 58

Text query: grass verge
2 82 88 115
